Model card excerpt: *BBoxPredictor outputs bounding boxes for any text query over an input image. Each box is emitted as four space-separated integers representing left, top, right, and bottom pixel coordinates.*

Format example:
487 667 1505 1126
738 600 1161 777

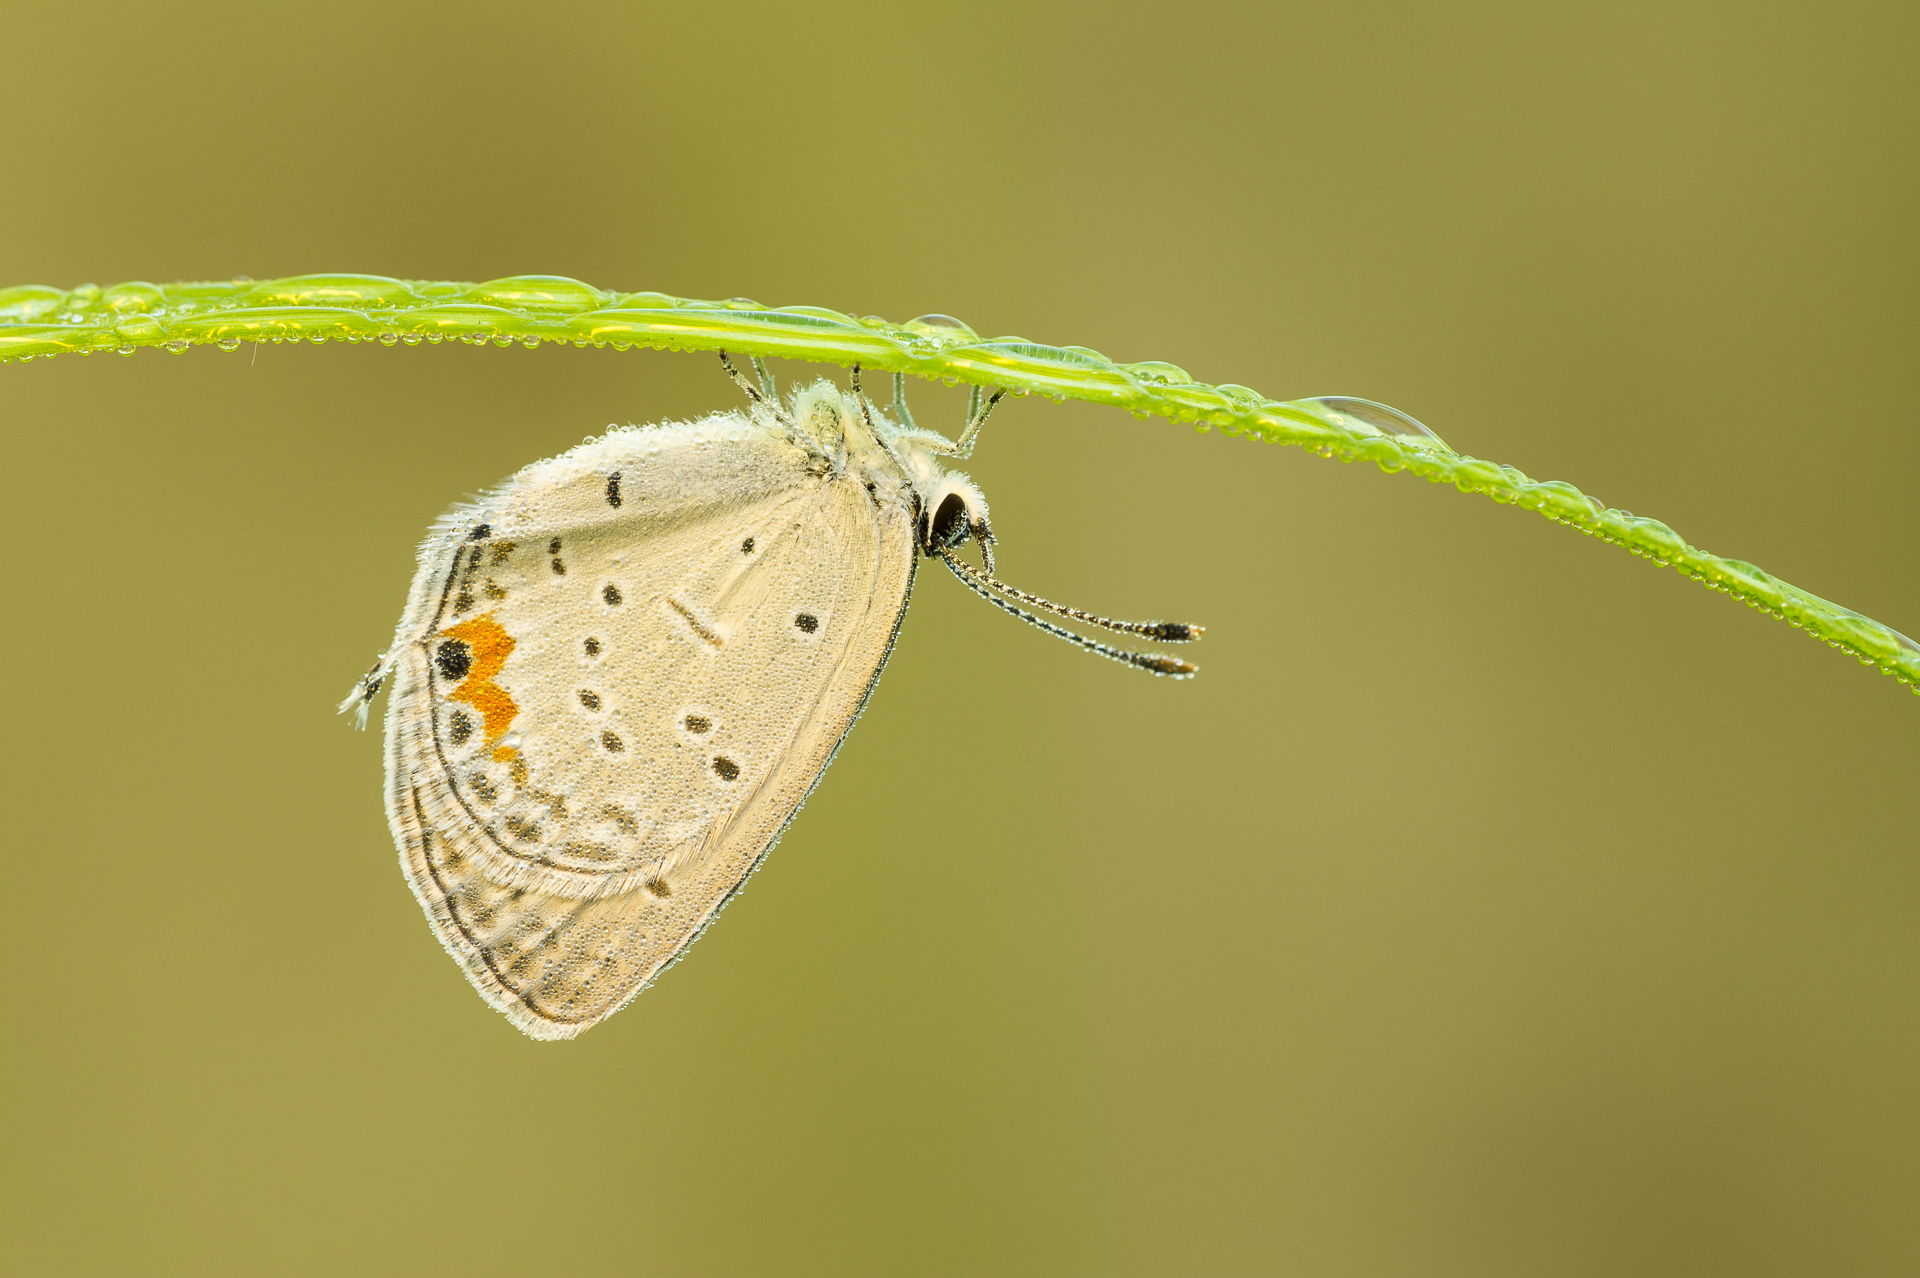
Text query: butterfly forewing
383 413 915 1038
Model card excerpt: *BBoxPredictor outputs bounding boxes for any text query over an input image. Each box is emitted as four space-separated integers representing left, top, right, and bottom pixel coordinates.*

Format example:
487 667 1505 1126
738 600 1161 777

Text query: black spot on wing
436 640 472 682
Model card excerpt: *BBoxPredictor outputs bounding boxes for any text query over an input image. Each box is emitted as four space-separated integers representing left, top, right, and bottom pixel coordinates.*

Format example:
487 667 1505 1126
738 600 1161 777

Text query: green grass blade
4 273 1914 696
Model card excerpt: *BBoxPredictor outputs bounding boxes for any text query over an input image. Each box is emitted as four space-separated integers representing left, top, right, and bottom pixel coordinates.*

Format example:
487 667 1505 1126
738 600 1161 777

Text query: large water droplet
465 276 603 313
1884 626 1920 656
1302 396 1448 448
379 332 400 346
163 339 189 354
907 313 976 337
723 297 764 310
216 338 241 352
1124 360 1192 386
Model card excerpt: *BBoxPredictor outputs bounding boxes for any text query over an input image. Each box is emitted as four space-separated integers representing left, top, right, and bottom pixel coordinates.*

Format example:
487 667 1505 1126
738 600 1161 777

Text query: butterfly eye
926 491 971 551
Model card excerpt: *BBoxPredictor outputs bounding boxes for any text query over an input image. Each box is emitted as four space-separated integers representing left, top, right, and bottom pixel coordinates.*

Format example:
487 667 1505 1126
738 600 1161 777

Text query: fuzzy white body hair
783 379 988 534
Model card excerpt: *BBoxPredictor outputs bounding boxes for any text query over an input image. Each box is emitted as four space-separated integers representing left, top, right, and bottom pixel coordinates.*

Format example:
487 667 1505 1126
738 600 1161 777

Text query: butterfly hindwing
383 413 915 1037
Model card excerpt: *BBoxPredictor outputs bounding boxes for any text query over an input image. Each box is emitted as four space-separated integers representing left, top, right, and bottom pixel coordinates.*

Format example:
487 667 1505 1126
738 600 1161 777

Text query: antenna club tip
1149 622 1205 642
1140 656 1199 677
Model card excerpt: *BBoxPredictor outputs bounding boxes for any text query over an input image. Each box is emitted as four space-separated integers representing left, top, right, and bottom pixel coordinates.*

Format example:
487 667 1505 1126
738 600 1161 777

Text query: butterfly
341 355 1202 1038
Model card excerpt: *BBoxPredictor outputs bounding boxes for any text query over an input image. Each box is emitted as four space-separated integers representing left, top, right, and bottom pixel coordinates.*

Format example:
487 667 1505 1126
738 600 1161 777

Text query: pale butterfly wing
382 411 916 1039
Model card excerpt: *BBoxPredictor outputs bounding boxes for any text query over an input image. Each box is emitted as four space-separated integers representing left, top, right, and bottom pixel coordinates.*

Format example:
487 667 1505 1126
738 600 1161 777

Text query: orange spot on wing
440 614 519 744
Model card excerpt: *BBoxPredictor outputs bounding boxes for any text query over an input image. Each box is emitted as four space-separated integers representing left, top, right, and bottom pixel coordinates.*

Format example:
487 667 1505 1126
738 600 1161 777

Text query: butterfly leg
889 372 919 432
718 350 794 429
949 384 1006 459
751 355 778 403
850 364 878 437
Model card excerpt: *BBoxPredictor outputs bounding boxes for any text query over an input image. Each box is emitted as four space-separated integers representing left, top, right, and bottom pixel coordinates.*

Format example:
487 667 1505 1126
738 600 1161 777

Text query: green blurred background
3 2 1915 1273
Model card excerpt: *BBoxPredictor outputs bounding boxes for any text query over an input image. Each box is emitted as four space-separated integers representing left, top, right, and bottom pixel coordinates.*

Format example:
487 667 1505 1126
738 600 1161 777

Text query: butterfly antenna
941 546 1202 642
937 549 1198 677
719 350 792 427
